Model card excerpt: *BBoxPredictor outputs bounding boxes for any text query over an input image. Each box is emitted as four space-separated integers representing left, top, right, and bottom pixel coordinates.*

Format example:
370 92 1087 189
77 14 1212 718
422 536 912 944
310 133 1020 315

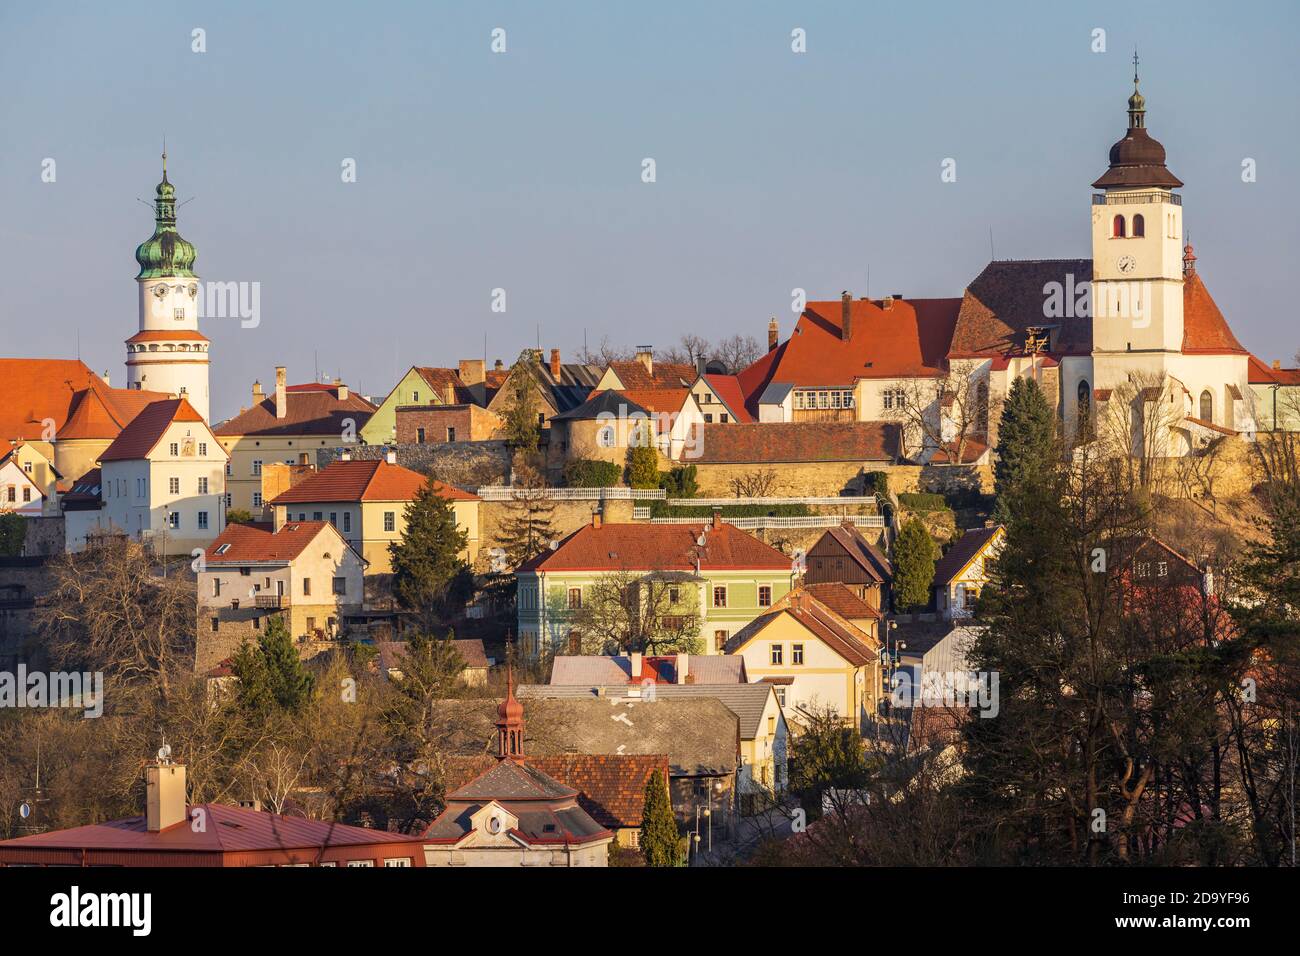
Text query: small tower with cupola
127 150 211 421
1090 57 1186 359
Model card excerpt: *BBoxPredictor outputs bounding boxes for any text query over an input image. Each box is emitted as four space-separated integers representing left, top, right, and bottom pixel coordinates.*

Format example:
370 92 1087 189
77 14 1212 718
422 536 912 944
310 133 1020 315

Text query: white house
0 457 45 517
98 397 228 555
932 525 1004 620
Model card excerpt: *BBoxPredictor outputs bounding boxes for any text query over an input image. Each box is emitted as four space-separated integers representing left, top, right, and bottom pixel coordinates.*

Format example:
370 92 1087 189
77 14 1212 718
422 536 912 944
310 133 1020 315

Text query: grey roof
758 382 793 405
374 639 489 673
549 389 651 422
448 759 576 802
428 697 738 777
521 683 776 741
549 655 746 686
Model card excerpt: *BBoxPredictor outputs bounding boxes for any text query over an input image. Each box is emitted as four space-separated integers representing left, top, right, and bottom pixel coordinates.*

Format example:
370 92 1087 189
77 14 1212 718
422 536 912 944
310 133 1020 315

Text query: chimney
146 760 187 833
341 449 351 461
635 346 654 377
841 291 852 341
494 358 504 371
630 651 643 681
882 295 895 310
385 449 397 465
275 366 287 419
696 355 706 377
768 317 779 352
712 507 723 530
459 359 486 386
677 652 689 685
252 379 264 405
1273 360 1282 370
591 510 602 529
331 377 348 402
102 370 111 387
549 348 562 380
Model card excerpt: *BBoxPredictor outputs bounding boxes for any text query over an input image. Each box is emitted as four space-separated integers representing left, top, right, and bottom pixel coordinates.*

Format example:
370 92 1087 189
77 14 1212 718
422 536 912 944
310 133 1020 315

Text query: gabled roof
412 367 476 405
933 525 1004 586
1247 354 1300 386
214 384 376 437
797 582 881 620
698 374 754 423
549 389 651 422
816 521 893 582
758 297 960 386
726 593 878 666
950 260 1093 357
99 398 210 462
0 359 170 443
518 520 791 573
696 421 899 464
203 520 353 565
605 360 696 390
60 467 102 510
268 459 478 505
520 682 778 740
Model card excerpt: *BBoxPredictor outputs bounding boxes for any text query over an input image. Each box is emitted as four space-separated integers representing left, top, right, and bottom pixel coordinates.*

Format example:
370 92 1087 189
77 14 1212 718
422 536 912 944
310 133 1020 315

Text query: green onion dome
135 159 197 279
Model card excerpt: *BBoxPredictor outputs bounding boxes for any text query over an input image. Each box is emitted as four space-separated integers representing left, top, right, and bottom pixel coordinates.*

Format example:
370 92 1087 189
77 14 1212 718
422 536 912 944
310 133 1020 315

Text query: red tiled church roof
99 398 210 461
1181 271 1247 355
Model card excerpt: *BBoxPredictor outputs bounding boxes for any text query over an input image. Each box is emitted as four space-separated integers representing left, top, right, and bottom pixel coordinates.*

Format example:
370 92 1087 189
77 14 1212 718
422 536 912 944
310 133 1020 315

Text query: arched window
1078 379 1091 411
1199 390 1214 423
1113 215 1126 238
1132 214 1145 237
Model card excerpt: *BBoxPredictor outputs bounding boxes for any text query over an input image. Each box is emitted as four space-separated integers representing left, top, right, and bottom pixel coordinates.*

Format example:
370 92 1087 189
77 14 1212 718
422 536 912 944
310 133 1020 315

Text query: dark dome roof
1092 82 1183 190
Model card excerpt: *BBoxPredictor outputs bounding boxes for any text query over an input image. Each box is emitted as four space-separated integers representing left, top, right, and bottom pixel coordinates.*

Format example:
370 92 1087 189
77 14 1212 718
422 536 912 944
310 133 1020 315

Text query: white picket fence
649 514 884 530
475 486 666 501
664 495 881 509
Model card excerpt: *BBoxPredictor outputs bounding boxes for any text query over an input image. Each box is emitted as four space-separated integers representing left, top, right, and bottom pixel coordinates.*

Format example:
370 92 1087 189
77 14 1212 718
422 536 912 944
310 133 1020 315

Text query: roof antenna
989 227 996 260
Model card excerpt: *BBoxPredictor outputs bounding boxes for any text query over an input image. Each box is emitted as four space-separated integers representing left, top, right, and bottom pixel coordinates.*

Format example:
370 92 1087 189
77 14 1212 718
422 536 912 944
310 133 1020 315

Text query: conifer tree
231 615 314 715
893 517 937 611
640 769 682 867
389 481 471 617
993 376 1058 523
501 351 542 452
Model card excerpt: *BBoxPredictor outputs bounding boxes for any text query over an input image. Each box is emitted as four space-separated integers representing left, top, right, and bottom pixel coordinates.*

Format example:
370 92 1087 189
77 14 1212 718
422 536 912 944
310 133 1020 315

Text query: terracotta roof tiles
268 459 477 505
98 398 211 461
214 385 376 437
518 520 791 573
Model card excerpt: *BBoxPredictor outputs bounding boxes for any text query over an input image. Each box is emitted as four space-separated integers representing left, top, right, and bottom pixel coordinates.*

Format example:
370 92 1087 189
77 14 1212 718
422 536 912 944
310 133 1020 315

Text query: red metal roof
519 520 791 573
269 459 478 505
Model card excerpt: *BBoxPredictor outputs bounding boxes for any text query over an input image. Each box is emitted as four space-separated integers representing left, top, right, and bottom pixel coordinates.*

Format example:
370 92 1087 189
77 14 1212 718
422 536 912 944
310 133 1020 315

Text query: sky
2 0 1298 422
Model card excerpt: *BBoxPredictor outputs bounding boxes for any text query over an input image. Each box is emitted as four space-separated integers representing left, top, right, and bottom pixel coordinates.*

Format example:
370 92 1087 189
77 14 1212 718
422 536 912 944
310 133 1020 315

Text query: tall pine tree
231 614 314 715
893 518 937 611
389 480 471 618
640 769 682 867
993 376 1058 524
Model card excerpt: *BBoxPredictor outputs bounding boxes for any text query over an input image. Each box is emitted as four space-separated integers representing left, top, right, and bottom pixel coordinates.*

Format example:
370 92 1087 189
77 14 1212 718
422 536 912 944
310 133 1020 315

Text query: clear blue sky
2 0 1297 421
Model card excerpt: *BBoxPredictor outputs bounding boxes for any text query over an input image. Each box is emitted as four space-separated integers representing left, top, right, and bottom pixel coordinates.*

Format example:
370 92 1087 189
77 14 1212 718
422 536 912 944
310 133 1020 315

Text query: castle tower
127 151 210 421
1090 58 1186 360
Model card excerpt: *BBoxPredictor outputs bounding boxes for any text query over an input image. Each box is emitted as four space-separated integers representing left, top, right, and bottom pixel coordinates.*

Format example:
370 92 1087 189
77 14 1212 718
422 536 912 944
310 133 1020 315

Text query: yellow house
0 443 59 516
726 587 881 731
198 519 367 646
214 368 377 513
268 454 480 574
359 366 476 446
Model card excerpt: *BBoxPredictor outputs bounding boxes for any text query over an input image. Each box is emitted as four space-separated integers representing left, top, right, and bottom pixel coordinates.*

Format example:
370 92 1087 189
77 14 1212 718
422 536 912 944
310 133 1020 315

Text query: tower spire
1127 49 1146 128
495 663 525 760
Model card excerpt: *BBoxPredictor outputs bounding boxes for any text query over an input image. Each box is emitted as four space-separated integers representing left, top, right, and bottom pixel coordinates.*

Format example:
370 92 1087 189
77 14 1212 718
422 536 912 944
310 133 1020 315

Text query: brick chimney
146 759 187 833
635 346 654 377
712 507 723 530
550 349 562 380
768 317 779 352
459 359 486 386
385 449 397 465
274 366 287 419
252 379 264 406
841 291 852 341
1274 360 1282 370
493 358 504 372
591 510 602 529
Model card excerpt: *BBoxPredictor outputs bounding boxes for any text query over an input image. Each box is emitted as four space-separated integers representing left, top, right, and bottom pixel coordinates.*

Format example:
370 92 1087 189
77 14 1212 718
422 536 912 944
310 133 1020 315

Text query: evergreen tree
501 351 542 452
640 769 682 867
0 512 26 557
498 459 557 568
993 376 1058 523
231 615 314 715
660 464 698 498
389 481 471 617
626 444 659 489
893 518 937 610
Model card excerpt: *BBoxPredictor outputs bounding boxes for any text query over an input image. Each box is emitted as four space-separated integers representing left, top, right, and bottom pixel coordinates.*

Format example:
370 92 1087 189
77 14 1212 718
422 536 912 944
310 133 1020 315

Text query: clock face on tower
153 283 168 299
1117 255 1137 274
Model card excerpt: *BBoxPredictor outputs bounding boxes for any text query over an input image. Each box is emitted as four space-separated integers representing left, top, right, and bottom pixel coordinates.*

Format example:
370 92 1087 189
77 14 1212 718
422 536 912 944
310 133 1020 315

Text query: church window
1132 214 1145 237
1199 390 1214 423
1112 215 1126 238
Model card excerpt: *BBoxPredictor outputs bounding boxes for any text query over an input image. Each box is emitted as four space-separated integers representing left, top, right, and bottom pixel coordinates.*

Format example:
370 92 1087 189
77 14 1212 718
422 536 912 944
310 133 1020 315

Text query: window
770 644 783 665
1132 213 1145 237
382 858 411 868
703 414 713 424
597 425 615 448
792 643 804 665
768 715 776 735
346 860 374 868
224 494 232 507
5 487 13 502
714 630 728 652
1113 214 1126 238
567 587 582 609
412 391 420 403
758 585 772 607
312 511 323 521
384 511 396 532
668 586 680 604
343 512 351 533
22 461 31 474
198 477 208 494
197 511 208 530
416 427 426 444
333 577 346 595
210 617 219 632
22 487 31 503
169 442 179 456
303 578 311 596
168 477 180 495
199 442 207 456
1200 389 1214 423
447 427 456 442
168 512 181 530
174 307 185 321
252 492 263 508
329 512 338 527
252 460 262 476
212 578 222 597
225 462 232 476
712 586 727 607
720 414 729 423
306 617 316 632
775 687 787 707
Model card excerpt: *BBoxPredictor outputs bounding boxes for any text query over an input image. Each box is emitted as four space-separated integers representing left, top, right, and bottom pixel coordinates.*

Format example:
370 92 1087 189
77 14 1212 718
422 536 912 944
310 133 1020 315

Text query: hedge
897 492 950 512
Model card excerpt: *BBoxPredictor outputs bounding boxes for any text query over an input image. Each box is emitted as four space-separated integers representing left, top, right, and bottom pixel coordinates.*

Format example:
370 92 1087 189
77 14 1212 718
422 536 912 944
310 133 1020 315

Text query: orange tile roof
0 358 105 442
728 591 877 665
696 421 899 464
1248 354 1300 386
414 367 475 404
519 520 792 573
205 520 342 564
99 398 209 461
269 458 478 505
1181 272 1247 355
214 385 376 437
606 388 689 415
798 582 881 620
125 329 209 343
951 260 1093 357
606 360 697 390
700 374 754 422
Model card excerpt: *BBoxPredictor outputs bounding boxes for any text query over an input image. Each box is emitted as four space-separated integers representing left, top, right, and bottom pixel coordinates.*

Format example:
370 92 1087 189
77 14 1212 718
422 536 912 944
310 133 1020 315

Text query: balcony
1091 191 1180 206
254 594 286 609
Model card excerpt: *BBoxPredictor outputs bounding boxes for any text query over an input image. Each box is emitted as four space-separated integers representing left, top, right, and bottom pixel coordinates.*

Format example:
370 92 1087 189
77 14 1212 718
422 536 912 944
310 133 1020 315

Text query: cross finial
1132 49 1140 86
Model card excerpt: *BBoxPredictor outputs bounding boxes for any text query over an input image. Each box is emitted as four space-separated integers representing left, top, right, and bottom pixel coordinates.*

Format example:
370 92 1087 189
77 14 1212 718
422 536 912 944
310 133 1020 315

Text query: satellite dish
18 802 32 819
549 540 559 551
157 743 172 762
696 535 706 547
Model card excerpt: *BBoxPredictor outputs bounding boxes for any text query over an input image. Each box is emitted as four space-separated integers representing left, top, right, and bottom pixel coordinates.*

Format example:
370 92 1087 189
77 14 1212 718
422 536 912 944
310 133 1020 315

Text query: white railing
664 495 881 509
475 486 666 501
650 515 883 529
632 506 652 519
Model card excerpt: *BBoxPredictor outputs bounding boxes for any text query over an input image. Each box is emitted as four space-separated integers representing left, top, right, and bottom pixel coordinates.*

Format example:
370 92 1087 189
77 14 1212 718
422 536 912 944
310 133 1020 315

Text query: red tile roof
798 582 881 620
519 520 792 573
0 359 111 442
817 522 892 582
1181 272 1248 355
1248 354 1300 386
125 329 209 343
414 367 475 404
700 374 754 422
734 344 785 415
99 398 210 461
214 385 376 437
728 592 878 665
950 260 1093 358
696 421 899 464
606 360 697 390
268 458 478 505
204 520 346 564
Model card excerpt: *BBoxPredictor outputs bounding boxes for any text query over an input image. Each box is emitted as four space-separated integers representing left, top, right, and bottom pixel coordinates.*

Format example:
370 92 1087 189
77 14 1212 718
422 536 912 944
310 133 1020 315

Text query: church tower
1090 59 1186 360
127 151 211 421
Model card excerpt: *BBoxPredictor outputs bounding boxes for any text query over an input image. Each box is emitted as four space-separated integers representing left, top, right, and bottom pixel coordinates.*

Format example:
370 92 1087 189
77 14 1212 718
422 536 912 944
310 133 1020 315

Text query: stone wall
319 441 513 490
0 557 54 671
20 516 65 556
474 497 635 572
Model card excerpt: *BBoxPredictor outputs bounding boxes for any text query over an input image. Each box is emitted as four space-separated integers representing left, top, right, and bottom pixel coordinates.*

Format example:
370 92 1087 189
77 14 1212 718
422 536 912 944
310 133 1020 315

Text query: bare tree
711 334 762 373
897 360 993 463
729 468 782 498
548 569 702 655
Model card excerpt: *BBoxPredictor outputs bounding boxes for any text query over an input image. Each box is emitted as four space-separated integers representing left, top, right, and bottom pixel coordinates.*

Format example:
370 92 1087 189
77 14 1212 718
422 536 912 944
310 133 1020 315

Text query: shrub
863 471 891 497
563 459 622 488
898 492 949 512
